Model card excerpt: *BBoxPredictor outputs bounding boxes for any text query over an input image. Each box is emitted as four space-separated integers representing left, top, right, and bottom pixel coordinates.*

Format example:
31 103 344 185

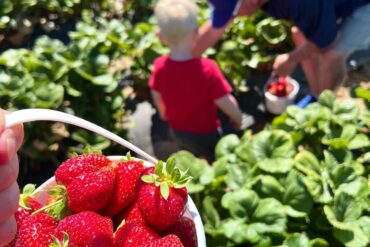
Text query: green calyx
19 184 38 210
50 232 69 247
33 185 69 221
141 157 192 200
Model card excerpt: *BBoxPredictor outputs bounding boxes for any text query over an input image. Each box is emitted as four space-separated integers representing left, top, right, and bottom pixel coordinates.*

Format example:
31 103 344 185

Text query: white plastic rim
264 77 300 114
34 156 207 247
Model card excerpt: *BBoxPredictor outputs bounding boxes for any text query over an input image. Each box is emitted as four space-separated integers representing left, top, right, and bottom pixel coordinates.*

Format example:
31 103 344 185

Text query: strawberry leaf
155 160 164 176
165 157 176 174
160 182 170 200
142 175 155 184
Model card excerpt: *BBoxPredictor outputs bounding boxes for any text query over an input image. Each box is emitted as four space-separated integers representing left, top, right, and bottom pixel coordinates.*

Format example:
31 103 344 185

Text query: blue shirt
263 0 369 48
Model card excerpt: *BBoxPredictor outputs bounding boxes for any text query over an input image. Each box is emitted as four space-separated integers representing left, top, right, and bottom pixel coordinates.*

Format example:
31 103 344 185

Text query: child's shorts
335 3 370 52
170 129 222 162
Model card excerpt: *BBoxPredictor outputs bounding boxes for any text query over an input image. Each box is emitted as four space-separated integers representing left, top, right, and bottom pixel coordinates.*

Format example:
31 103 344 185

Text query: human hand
0 109 24 246
273 53 298 77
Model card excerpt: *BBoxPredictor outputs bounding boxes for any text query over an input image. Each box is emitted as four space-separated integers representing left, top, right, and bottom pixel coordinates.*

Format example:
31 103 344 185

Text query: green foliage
0 14 134 169
0 0 116 40
171 90 369 246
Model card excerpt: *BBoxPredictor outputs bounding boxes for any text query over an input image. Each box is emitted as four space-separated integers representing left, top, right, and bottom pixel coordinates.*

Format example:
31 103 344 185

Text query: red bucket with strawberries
5 109 206 247
264 76 299 114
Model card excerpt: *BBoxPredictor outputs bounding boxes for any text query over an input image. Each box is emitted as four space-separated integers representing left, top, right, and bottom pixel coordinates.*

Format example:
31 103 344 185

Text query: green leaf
222 189 287 235
141 175 155 184
283 233 309 247
215 134 240 159
348 134 370 150
257 157 294 174
221 219 260 244
318 90 336 109
222 189 259 219
202 196 221 229
295 151 322 179
160 182 169 200
324 192 362 230
333 100 360 122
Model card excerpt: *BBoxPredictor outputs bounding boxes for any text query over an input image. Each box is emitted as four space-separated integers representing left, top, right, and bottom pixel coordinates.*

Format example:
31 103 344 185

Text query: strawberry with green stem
137 158 191 231
5 184 42 247
54 211 114 247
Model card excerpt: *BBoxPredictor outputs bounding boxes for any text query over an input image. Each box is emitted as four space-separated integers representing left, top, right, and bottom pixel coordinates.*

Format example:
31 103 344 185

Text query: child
149 0 242 161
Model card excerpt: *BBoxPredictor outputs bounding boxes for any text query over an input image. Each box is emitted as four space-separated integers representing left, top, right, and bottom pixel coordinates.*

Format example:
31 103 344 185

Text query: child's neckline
167 55 197 63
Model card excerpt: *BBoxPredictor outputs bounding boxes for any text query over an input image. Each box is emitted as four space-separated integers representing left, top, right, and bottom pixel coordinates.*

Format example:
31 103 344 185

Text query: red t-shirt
148 55 232 133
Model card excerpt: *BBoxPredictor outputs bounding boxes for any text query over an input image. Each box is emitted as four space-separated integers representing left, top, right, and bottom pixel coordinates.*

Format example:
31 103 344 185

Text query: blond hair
154 0 198 44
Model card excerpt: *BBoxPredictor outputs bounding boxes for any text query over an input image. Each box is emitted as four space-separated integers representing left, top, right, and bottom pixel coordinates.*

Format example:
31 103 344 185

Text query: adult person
0 109 24 246
192 0 370 98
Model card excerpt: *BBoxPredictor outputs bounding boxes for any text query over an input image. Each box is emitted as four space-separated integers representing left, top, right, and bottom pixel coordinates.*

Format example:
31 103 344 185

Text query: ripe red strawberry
114 221 159 247
5 185 43 247
101 160 145 217
55 153 111 186
164 216 197 247
67 168 116 213
143 234 184 247
15 213 57 247
114 202 144 228
54 211 114 247
137 159 191 231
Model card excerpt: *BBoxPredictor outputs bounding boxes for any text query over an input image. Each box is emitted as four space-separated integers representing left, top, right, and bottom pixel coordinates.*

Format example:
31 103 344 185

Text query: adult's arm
0 109 24 246
191 20 228 57
273 31 339 76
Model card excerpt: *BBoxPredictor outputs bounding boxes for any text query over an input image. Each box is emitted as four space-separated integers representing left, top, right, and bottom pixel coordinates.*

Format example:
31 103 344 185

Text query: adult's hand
0 109 24 246
273 53 298 77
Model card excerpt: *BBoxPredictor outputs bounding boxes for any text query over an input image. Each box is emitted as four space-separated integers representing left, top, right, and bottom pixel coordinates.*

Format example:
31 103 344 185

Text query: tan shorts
335 3 370 52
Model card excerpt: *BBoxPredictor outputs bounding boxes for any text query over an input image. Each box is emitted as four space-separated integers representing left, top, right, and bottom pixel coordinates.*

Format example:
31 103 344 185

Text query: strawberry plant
171 90 369 246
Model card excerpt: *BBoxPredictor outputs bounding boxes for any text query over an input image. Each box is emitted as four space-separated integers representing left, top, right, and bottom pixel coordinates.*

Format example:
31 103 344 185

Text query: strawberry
114 221 159 247
137 159 191 231
143 234 184 247
164 216 197 247
54 211 114 247
15 213 57 247
55 153 111 186
5 185 43 247
114 202 144 228
267 77 291 97
67 168 116 213
102 160 145 217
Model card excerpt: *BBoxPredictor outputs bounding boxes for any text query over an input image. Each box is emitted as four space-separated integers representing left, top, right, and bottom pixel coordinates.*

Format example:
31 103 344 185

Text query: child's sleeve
208 61 232 100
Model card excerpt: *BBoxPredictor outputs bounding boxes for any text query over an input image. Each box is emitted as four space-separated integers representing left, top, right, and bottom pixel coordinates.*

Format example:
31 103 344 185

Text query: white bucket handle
4 108 158 164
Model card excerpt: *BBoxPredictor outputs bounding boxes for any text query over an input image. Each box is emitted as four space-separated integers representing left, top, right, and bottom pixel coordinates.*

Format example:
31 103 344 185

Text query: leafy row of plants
171 90 369 246
0 0 121 47
0 12 137 171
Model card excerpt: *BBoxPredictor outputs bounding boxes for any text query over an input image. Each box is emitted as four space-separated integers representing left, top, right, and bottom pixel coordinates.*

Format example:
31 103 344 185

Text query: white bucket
264 77 300 115
33 155 207 247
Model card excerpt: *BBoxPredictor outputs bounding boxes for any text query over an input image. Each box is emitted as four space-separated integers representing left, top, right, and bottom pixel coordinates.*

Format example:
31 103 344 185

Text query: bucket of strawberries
264 76 299 114
4 109 206 247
